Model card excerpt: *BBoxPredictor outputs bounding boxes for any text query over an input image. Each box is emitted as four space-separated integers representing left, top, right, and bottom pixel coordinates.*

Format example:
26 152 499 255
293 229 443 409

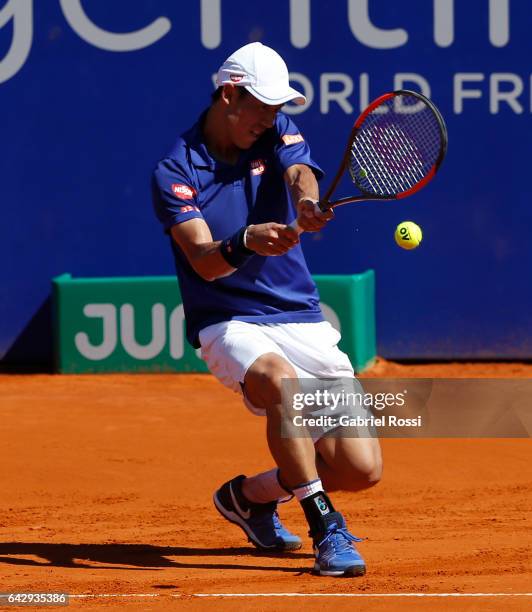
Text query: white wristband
243 226 250 248
298 196 319 205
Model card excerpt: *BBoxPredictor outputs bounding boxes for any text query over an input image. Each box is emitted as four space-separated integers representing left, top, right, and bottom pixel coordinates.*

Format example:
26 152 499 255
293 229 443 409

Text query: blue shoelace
317 523 363 553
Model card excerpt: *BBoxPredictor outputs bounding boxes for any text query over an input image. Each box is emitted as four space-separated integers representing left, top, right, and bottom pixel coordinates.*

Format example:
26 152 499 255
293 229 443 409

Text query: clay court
1 360 530 611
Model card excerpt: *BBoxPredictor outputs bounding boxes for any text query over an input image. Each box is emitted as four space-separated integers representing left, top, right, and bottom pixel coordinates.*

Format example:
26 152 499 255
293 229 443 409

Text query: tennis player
152 42 382 577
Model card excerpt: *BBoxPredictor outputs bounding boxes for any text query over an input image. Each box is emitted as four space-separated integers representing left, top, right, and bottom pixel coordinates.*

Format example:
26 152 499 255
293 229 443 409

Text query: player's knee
364 456 383 487
244 353 297 410
344 455 383 491
361 454 383 487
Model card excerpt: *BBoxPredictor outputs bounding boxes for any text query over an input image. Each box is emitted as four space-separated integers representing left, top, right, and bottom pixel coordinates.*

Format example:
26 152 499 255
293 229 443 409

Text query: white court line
193 593 532 598
67 592 532 598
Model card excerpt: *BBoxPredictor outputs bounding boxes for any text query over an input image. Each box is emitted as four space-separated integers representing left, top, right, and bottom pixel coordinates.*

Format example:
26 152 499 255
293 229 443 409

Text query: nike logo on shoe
230 481 251 519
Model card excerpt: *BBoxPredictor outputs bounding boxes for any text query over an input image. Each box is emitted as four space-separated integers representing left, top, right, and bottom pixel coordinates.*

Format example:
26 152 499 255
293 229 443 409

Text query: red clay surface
0 360 531 611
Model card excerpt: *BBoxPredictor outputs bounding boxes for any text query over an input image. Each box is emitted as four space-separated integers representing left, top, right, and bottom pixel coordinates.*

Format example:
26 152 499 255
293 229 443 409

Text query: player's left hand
296 197 334 232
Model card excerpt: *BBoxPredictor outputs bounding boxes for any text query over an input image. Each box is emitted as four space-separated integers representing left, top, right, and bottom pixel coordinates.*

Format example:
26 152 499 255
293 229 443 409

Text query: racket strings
351 129 424 195
349 95 443 196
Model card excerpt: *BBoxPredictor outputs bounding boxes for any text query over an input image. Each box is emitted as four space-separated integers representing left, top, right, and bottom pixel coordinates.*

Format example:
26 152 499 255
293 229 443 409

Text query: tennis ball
395 221 422 250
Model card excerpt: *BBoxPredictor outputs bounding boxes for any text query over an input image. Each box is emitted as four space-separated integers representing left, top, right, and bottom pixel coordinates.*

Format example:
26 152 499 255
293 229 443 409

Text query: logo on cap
172 184 196 200
230 74 245 83
251 159 266 176
282 134 304 146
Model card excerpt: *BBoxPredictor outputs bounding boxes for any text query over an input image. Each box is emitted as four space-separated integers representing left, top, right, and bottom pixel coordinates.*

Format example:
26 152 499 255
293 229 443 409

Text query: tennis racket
291 90 447 233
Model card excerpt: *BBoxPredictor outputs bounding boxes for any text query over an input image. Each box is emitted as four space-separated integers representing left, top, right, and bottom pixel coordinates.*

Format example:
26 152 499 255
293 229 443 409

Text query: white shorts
199 320 355 416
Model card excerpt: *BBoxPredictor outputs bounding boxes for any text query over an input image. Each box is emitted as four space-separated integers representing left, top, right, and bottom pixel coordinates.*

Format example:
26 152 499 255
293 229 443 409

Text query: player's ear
221 84 237 106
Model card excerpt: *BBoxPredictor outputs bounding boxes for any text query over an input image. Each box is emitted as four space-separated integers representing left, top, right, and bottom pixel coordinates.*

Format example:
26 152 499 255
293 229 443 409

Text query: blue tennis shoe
213 474 302 551
313 511 366 576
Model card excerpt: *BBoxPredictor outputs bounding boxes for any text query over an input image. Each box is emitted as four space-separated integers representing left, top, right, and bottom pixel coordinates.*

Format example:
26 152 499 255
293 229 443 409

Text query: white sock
292 478 324 501
241 468 292 504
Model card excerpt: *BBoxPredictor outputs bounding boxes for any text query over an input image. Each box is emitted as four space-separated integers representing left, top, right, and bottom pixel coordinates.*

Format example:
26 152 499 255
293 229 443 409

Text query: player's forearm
172 220 298 281
171 222 238 281
187 241 237 281
285 164 319 205
284 164 332 232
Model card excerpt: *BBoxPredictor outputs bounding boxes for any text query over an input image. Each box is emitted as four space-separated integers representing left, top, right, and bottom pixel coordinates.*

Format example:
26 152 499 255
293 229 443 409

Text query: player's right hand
296 197 334 232
245 223 300 256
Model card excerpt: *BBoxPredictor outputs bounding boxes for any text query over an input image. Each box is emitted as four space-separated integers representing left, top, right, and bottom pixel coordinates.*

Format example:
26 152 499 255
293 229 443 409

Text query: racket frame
318 89 448 212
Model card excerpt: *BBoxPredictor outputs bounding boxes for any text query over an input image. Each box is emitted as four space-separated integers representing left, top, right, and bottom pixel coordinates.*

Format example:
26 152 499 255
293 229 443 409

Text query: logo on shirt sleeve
250 159 266 176
171 183 196 199
282 134 304 146
179 205 200 214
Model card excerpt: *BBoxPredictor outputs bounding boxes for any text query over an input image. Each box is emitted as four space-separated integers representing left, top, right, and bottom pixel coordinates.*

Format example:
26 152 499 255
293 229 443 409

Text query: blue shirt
152 110 325 348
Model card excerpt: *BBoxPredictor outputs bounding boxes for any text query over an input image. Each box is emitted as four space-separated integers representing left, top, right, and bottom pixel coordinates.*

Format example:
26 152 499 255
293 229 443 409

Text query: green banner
53 272 375 374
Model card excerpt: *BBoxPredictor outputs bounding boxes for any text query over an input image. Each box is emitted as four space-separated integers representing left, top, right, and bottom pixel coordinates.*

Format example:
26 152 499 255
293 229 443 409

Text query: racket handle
288 218 304 235
289 200 328 235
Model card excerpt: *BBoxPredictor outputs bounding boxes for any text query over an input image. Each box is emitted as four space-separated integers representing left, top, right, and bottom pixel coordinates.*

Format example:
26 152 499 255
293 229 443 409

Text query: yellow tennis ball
395 221 423 250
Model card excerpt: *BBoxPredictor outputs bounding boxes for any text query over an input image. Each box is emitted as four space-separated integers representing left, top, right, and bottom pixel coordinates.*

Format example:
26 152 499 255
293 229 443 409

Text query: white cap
215 42 306 106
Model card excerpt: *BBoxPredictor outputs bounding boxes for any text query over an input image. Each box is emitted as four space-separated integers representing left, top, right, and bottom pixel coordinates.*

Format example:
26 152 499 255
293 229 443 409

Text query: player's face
225 87 284 149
